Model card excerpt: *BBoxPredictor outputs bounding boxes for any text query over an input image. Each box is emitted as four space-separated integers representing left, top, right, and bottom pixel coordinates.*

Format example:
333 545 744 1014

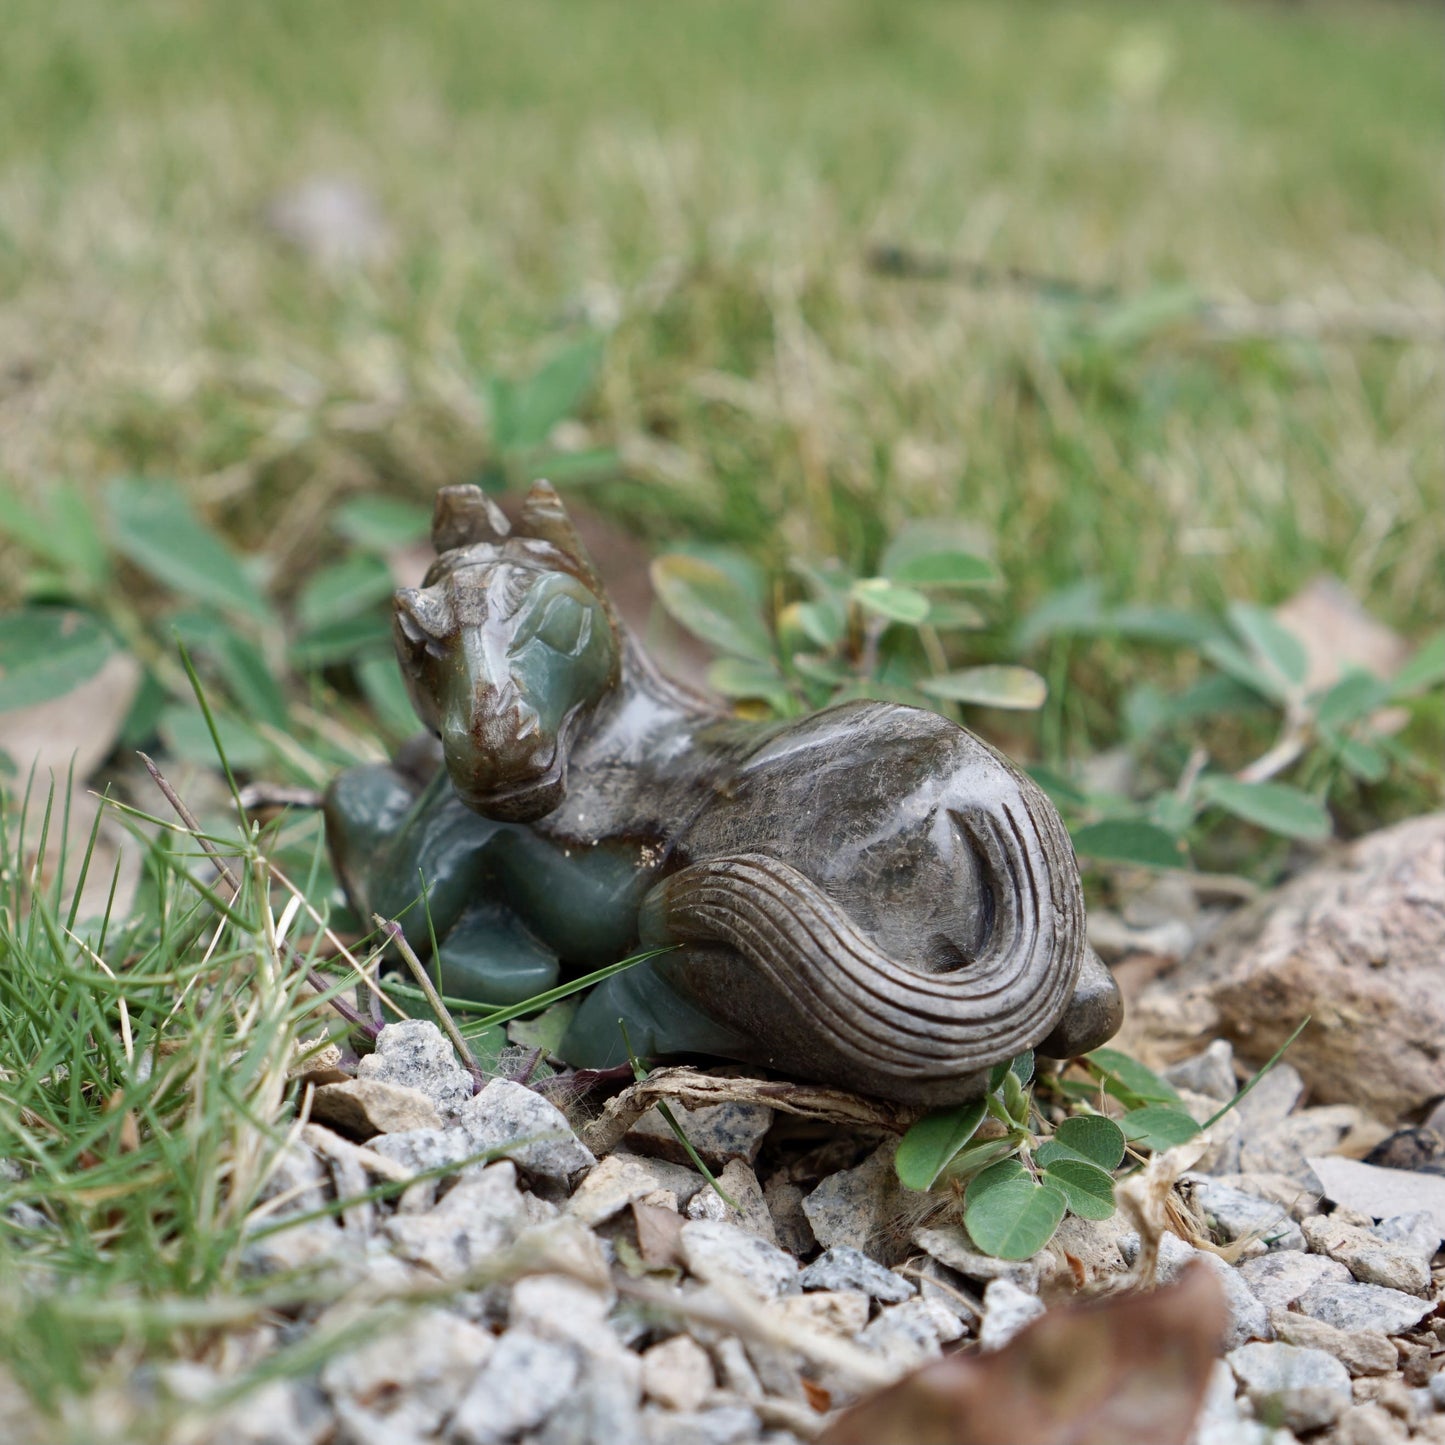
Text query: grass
0 0 1439 637
0 0 1441 1435
0 775 351 1438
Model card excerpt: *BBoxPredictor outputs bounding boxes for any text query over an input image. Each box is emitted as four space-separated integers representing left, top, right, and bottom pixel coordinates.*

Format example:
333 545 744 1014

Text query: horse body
324 482 1122 1104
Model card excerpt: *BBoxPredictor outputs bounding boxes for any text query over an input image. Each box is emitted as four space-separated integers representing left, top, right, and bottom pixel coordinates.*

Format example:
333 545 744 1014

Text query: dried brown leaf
819 1262 1229 1445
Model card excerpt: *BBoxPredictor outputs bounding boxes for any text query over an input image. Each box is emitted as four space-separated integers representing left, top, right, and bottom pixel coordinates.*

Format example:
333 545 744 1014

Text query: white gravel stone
382 1162 527 1278
1234 1064 1306 1130
799 1245 914 1302
1265 1309 1397 1377
451 1329 580 1444
1372 1211 1443 1267
679 1218 799 1299
1164 1040 1239 1102
453 1078 595 1182
1235 1250 1352 1311
570 1153 675 1225
913 1223 1046 1290
801 1142 903 1254
1239 1107 1359 1187
1189 1359 1298 1445
1301 1215 1431 1294
642 1334 716 1411
769 1289 871 1338
686 1187 731 1223
1228 1341 1352 1433
1123 1232 1269 1348
508 1272 614 1351
627 1099 774 1170
320 1307 492 1434
978 1278 1046 1352
858 1297 966 1372
1185 1175 1306 1252
533 1352 642 1445
1294 1276 1435 1335
356 1020 474 1113
1332 1403 1410 1445
641 1403 761 1445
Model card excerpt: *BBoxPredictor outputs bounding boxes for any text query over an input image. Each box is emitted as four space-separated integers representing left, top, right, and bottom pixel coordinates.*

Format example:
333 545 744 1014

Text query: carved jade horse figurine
325 482 1122 1104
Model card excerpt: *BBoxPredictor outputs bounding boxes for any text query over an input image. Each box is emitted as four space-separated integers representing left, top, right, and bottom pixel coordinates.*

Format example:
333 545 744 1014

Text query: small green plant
652 536 1445 875
894 1049 1200 1260
896 1026 1308 1260
1020 591 1445 871
651 521 1047 720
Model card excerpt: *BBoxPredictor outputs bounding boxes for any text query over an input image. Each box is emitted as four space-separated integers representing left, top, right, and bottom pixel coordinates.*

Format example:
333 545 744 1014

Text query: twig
138 752 378 1039
580 1064 914 1156
376 916 487 1091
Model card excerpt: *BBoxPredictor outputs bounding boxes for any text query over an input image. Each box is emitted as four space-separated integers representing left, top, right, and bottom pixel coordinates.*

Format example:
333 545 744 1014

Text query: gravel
1227 1341 1352 1432
798 1245 914 1302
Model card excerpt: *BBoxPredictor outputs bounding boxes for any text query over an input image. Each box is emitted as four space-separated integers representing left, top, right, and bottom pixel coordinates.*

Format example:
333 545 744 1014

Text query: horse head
393 481 621 821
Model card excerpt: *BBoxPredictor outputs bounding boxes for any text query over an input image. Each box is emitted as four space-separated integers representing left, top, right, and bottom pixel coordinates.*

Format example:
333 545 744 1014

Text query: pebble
451 1329 579 1444
1294 1277 1435 1336
570 1153 681 1225
1124 1232 1269 1348
198 1378 332 1445
308 1078 443 1140
641 1402 762 1445
508 1272 614 1351
1333 1403 1409 1445
768 1289 871 1338
1185 1175 1306 1253
534 1353 642 1445
255 1141 330 1220
1189 1359 1298 1445
1264 1309 1397 1377
686 1187 731 1223
1239 1107 1360 1187
679 1219 799 1299
911 1256 982 1323
642 1335 716 1412
798 1245 914 1303
913 1223 1046 1290
382 1162 527 1279
1206 1172 1322 1221
1236 1250 1352 1311
356 1020 474 1113
1301 1215 1431 1295
978 1278 1046 1352
453 1078 596 1182
1372 1211 1443 1267
704 1160 777 1244
627 1100 775 1170
1049 1212 1134 1279
1309 1154 1445 1236
801 1141 904 1256
1231 1063 1305 1131
858 1297 965 1372
1164 1039 1238 1102
319 1307 492 1434
1227 1341 1352 1432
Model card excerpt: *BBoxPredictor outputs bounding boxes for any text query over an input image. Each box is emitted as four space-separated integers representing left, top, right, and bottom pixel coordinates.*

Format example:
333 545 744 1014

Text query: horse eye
533 594 588 654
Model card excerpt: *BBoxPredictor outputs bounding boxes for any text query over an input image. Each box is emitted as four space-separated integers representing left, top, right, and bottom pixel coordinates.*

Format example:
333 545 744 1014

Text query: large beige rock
1132 814 1445 1123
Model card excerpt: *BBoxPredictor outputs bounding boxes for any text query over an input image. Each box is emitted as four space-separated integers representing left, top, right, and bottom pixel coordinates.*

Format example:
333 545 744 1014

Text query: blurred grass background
1 0 1440 628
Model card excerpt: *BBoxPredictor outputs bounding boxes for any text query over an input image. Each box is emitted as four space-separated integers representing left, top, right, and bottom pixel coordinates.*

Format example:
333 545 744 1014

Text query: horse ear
432 484 511 553
517 480 599 577
394 585 456 648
